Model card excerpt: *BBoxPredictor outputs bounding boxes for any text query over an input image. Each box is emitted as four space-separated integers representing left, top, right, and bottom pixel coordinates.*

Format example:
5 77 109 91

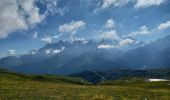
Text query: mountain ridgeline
0 36 170 74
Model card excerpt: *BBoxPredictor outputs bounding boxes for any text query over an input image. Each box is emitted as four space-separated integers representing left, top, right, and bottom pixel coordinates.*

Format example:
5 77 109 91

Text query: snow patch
147 79 169 82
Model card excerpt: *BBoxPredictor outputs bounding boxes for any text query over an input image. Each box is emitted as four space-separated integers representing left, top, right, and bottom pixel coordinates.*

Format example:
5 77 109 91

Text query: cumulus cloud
41 34 64 44
102 0 129 9
40 0 68 16
134 0 166 8
99 30 120 41
58 21 86 34
0 0 44 38
52 34 62 39
7 49 16 56
93 0 129 13
32 32 38 39
41 36 52 43
98 44 115 49
45 47 65 54
93 0 166 13
56 7 69 16
119 38 134 46
104 19 115 29
0 0 67 39
158 21 170 30
72 37 88 44
43 0 58 15
52 47 65 54
129 25 151 36
52 49 61 54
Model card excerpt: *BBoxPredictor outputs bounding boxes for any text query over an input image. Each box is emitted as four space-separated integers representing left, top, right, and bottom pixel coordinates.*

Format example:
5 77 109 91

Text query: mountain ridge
0 35 170 74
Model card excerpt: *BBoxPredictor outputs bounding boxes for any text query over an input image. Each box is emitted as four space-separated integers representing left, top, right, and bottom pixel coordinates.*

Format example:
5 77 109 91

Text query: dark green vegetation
0 68 89 85
0 68 170 100
70 69 170 83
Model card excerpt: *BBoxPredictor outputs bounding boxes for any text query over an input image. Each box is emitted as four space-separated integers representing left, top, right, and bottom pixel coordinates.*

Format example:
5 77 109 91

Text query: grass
0 70 170 100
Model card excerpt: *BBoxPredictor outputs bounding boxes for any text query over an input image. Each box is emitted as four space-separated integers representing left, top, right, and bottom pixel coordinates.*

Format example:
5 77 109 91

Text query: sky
0 0 170 58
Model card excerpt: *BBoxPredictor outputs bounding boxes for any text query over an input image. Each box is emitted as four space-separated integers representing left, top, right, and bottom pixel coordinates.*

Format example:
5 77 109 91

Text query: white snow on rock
147 79 169 82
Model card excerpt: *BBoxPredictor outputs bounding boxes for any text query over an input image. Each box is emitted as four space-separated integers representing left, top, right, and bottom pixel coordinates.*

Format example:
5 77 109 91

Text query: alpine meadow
0 0 170 99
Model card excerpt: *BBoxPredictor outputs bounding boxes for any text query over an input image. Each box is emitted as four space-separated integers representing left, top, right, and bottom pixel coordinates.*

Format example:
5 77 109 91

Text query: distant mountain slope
1 40 128 74
0 56 23 68
0 35 170 74
126 35 170 68
54 51 127 74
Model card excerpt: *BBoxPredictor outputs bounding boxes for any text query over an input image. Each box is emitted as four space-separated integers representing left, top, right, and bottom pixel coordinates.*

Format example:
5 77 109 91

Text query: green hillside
0 69 170 100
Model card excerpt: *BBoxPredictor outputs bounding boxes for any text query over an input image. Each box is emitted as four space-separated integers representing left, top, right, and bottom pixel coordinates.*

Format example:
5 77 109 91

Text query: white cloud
119 38 134 46
134 0 166 8
32 32 38 39
57 7 69 16
52 47 65 54
99 30 120 41
46 47 65 54
58 21 86 34
93 0 129 13
0 0 67 39
104 19 115 29
52 49 61 54
18 0 43 25
45 49 52 54
72 37 88 44
0 0 44 38
41 36 52 43
41 34 63 44
158 21 170 30
7 49 16 56
129 25 151 36
102 0 129 9
93 0 166 13
43 0 58 15
39 0 68 16
98 44 115 49
52 34 62 39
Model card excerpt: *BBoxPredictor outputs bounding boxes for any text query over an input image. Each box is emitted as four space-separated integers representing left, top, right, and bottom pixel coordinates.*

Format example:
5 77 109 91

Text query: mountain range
0 35 170 74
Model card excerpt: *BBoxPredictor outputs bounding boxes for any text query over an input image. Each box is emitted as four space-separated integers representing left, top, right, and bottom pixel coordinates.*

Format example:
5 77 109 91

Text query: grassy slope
0 69 170 100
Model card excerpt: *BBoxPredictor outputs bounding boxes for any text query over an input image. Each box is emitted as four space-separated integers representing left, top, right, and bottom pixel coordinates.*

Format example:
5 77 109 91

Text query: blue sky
0 0 170 58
